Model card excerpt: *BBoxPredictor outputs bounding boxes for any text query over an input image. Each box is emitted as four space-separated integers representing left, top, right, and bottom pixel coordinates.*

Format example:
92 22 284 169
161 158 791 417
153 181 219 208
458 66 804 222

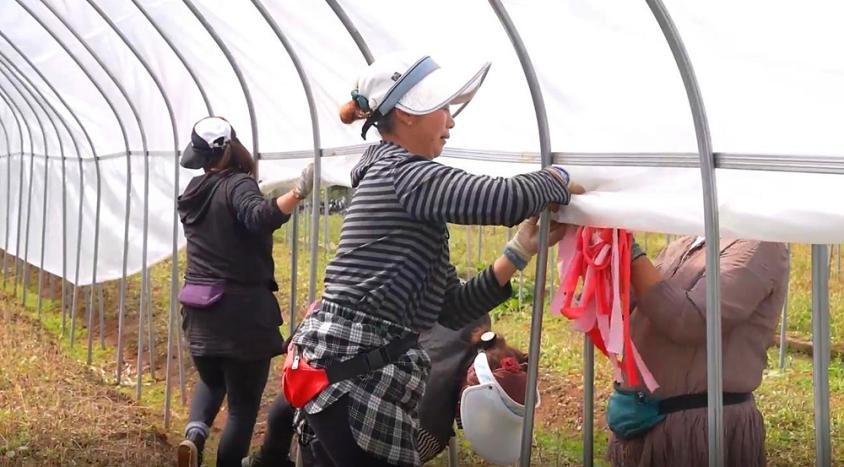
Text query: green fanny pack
607 387 753 440
606 387 666 440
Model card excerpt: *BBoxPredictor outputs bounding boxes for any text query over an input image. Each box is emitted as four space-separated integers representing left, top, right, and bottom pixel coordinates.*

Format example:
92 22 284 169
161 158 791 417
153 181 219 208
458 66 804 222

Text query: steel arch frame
129 0 217 416
0 58 66 322
0 3 834 465
178 0 264 406
14 0 135 387
35 0 148 385
0 66 48 311
249 0 323 324
644 2 724 464
0 90 21 291
0 27 104 367
0 50 77 329
181 0 259 175
0 88 28 301
485 3 554 465
83 0 183 405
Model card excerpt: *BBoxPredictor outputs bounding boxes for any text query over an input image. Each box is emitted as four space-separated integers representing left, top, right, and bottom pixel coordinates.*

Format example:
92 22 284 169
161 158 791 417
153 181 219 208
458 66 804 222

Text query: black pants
259 394 341 467
189 356 270 467
258 395 296 465
304 395 395 467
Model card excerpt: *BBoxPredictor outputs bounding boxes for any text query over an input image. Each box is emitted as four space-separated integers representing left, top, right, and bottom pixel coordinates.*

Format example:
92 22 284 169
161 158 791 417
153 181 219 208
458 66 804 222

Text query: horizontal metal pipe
26 146 844 176
261 146 844 175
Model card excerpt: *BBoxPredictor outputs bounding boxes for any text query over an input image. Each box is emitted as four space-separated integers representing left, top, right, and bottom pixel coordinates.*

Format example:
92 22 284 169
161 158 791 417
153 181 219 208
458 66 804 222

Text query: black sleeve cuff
439 266 513 330
474 265 514 308
265 197 291 229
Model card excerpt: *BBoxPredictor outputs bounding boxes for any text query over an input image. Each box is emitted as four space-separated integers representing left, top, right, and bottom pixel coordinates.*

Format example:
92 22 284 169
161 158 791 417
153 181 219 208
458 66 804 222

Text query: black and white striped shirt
322 141 571 331
292 141 571 465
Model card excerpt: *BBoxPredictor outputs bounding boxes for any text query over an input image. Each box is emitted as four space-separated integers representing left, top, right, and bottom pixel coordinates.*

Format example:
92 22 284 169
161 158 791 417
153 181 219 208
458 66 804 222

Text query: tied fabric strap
551 227 659 392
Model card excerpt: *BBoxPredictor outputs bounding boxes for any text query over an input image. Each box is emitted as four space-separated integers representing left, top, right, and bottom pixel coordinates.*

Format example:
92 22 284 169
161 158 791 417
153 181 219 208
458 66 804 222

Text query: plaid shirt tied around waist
291 300 431 466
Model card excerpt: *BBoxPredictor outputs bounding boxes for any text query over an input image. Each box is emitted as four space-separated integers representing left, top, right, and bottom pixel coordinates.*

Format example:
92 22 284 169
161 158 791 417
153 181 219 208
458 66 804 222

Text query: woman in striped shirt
287 54 582 467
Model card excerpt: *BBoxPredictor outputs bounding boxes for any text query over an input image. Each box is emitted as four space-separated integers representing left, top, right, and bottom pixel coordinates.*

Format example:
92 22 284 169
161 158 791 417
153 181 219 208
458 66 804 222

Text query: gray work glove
503 217 569 270
293 163 314 200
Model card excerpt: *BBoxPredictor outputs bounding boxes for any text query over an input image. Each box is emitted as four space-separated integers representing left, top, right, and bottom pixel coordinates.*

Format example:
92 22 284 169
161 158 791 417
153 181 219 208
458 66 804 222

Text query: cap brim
460 351 532 465
396 61 491 117
180 142 207 170
460 382 524 465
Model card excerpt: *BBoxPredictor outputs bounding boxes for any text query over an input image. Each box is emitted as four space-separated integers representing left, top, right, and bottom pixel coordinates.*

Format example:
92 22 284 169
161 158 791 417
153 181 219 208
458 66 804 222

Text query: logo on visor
391 72 401 82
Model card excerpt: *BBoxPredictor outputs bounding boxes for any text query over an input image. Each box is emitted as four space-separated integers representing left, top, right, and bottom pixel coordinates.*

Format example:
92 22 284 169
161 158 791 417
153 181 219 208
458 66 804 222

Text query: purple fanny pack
178 281 225 309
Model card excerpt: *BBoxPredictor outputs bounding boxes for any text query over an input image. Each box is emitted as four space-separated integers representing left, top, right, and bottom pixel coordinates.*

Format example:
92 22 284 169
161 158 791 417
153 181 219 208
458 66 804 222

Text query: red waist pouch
282 345 330 409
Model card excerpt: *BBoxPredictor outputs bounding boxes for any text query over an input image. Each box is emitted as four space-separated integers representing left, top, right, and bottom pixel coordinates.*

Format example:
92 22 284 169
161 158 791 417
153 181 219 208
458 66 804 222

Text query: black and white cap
180 116 237 169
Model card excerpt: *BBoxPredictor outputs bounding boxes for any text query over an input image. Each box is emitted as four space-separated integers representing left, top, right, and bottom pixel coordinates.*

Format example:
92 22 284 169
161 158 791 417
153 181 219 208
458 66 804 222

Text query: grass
2 200 843 465
0 298 171 466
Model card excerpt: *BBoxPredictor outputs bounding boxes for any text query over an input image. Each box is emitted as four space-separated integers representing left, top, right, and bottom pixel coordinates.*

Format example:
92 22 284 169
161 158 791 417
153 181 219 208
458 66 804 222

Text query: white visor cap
459 352 540 465
355 53 491 117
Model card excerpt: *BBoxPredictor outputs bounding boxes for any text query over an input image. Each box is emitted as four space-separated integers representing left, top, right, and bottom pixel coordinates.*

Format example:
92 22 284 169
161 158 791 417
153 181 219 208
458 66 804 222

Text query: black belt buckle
364 346 390 371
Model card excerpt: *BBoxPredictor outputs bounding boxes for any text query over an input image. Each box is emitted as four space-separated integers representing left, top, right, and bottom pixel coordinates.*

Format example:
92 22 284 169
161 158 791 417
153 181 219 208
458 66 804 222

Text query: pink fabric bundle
551 227 658 392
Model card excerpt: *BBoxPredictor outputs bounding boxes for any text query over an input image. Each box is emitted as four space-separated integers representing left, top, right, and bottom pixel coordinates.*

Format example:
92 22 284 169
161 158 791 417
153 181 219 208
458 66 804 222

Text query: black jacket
177 170 289 359
417 314 491 450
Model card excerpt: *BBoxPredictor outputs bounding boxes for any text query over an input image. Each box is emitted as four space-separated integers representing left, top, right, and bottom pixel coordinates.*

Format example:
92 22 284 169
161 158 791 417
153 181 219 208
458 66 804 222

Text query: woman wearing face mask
283 54 584 467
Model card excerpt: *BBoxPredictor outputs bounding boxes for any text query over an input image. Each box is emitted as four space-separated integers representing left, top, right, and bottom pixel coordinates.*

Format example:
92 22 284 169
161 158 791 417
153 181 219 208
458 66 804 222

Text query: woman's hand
567 181 586 195
544 166 586 196
554 181 585 211
494 217 570 285
516 217 569 256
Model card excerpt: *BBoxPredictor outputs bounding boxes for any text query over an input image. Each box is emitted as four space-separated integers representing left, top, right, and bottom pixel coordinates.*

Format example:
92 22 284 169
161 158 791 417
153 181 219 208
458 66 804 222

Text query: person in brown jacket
608 236 788 467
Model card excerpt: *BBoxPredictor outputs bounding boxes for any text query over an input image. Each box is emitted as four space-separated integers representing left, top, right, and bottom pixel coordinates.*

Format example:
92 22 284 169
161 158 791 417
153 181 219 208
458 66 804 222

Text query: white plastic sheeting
0 0 842 286
0 152 180 284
